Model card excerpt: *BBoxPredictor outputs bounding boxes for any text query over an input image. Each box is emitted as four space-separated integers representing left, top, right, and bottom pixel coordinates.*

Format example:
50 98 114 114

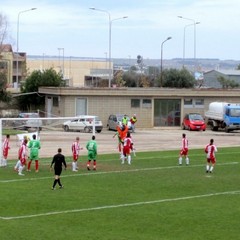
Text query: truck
205 102 240 132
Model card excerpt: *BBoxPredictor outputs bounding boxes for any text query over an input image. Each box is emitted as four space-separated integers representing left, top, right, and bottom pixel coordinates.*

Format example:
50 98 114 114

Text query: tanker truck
205 102 240 132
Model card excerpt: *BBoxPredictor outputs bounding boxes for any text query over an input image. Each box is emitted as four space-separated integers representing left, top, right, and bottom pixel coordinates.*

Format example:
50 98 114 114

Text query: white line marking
1 190 240 220
0 162 238 183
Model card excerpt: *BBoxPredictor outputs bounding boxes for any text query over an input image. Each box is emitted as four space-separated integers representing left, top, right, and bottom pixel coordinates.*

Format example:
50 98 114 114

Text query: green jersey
122 116 128 125
86 140 97 160
28 139 41 160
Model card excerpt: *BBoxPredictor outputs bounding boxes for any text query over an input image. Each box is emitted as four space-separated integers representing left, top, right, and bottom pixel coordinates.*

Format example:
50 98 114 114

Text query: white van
63 115 103 133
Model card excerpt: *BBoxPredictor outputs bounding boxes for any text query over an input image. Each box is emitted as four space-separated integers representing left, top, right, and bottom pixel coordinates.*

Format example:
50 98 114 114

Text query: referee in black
50 148 67 190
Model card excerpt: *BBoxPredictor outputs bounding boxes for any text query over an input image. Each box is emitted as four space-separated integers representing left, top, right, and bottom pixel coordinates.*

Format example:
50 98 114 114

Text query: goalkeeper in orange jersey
113 123 129 159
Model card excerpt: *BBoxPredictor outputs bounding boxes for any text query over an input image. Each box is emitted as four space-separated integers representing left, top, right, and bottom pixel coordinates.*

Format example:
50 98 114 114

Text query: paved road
7 128 240 159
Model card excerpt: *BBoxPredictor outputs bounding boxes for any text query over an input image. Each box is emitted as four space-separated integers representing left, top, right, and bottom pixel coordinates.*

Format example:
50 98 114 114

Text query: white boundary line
0 162 238 183
1 190 240 220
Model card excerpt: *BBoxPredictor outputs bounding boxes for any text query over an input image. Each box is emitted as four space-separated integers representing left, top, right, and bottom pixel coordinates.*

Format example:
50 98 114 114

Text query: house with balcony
0 44 26 89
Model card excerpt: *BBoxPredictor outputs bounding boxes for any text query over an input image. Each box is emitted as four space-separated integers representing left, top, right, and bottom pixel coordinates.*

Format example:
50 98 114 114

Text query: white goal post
0 116 96 161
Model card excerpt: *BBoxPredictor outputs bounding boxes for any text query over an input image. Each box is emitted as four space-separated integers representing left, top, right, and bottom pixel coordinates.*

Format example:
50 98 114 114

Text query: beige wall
40 87 240 129
27 58 110 87
54 95 152 128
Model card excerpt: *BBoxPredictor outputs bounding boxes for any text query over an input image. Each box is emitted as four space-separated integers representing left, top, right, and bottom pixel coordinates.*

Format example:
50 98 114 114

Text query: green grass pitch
0 147 240 240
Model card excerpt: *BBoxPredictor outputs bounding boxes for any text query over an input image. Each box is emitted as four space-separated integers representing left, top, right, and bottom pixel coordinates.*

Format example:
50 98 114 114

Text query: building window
131 99 140 108
184 98 193 107
53 97 59 107
154 99 181 127
195 99 204 106
142 99 152 108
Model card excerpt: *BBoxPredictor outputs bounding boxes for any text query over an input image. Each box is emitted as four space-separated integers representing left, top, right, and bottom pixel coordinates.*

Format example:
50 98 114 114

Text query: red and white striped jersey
3 138 10 151
182 137 188 149
18 144 27 160
72 141 80 155
123 137 133 148
205 144 217 159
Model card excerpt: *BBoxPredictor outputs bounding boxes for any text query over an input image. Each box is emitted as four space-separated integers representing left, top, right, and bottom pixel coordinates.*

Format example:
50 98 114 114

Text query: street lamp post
160 37 172 87
182 22 200 67
178 16 199 65
16 8 37 88
58 48 65 78
89 7 127 88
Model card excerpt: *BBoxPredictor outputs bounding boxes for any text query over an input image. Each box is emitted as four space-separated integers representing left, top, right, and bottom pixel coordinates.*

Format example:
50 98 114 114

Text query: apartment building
26 56 111 87
0 44 26 89
0 44 111 90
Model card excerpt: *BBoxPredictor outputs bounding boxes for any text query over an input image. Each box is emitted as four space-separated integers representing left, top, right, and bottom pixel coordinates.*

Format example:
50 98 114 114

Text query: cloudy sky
2 0 240 60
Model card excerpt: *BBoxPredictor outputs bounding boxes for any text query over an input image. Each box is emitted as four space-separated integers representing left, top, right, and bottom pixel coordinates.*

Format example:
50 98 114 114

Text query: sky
1 0 240 61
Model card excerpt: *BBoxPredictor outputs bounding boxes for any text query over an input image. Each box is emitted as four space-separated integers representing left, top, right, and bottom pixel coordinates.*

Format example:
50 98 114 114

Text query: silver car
63 115 103 133
107 114 132 131
12 112 43 131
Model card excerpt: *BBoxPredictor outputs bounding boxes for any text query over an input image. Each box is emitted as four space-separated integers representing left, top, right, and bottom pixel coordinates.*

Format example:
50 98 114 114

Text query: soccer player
130 114 137 133
113 125 124 159
86 135 98 171
27 134 41 172
50 148 67 190
122 132 133 165
71 137 83 172
18 138 28 176
205 138 218 173
1 134 10 167
113 130 122 155
178 133 189 165
114 124 129 160
14 135 29 172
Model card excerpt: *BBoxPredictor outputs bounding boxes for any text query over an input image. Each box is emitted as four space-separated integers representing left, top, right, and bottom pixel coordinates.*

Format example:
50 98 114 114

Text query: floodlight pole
16 8 37 88
178 16 199 68
89 7 127 88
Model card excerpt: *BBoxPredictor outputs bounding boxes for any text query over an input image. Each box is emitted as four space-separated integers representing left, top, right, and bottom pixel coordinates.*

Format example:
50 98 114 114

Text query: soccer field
0 147 240 240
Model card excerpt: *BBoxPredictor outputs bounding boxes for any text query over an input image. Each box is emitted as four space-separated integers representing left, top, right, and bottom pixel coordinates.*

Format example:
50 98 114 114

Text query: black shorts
54 168 62 176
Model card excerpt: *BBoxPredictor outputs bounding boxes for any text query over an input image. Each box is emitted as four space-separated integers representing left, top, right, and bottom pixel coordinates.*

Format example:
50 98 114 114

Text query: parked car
182 113 206 131
12 112 42 131
63 115 103 133
167 111 181 126
107 114 132 131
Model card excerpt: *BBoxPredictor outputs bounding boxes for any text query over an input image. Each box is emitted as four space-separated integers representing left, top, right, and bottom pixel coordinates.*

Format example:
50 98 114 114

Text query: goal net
0 115 101 165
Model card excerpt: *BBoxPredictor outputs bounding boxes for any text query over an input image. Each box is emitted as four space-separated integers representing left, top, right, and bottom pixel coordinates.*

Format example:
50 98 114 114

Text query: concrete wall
40 87 240 129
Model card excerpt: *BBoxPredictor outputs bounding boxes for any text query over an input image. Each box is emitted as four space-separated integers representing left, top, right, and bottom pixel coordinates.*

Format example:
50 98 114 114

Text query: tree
0 13 11 103
114 71 126 87
0 13 9 48
139 75 151 88
162 68 196 88
217 76 239 89
0 71 11 102
18 68 65 110
122 71 138 87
